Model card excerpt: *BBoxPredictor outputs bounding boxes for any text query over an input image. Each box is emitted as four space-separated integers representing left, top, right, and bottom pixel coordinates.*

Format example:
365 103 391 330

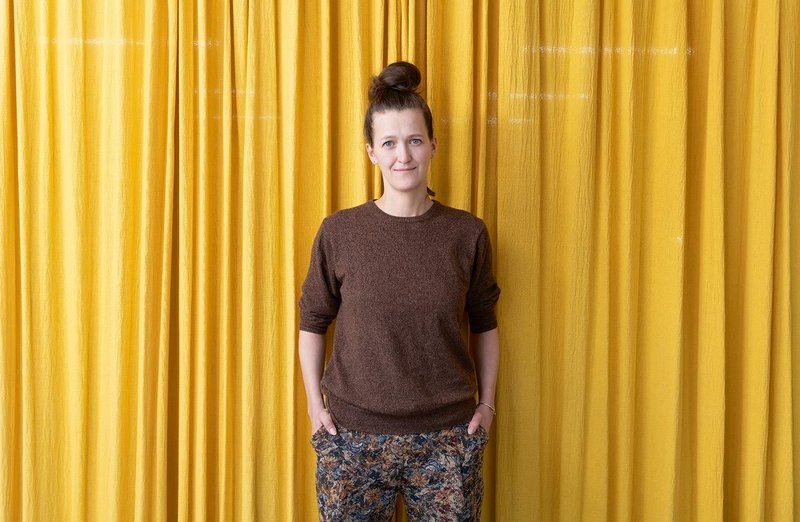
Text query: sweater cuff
298 321 329 335
469 313 498 334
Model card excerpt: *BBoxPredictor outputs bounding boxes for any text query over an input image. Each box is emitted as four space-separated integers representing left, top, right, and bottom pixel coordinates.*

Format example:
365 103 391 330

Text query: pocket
459 426 487 507
458 425 489 458
310 425 328 448
476 425 490 445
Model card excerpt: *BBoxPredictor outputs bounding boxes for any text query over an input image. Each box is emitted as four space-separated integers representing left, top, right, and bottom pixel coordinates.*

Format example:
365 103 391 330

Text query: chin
389 181 426 193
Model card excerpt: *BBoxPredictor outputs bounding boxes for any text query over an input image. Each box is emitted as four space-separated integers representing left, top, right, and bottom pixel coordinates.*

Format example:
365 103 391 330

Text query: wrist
477 401 496 416
307 396 326 416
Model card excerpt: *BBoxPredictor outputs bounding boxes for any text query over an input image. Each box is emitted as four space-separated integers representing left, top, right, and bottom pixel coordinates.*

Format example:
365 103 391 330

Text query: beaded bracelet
478 401 497 416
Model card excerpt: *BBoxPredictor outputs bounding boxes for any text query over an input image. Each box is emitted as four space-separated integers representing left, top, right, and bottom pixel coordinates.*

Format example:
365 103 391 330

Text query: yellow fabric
1 0 798 520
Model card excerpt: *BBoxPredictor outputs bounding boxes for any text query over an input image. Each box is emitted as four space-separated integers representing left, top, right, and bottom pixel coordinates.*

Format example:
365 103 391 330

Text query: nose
396 143 411 163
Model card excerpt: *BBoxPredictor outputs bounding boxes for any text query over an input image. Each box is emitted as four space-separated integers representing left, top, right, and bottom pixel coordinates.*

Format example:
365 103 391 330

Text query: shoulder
433 202 488 236
319 201 374 234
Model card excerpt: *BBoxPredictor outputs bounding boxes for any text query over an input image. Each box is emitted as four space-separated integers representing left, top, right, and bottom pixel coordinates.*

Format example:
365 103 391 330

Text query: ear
366 143 376 164
431 137 437 157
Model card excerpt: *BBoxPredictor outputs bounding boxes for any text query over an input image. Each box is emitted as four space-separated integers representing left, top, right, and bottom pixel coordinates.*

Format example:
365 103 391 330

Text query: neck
375 189 433 217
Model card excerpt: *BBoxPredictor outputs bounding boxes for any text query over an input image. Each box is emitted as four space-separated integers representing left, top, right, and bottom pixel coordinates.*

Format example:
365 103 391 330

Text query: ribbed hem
298 321 329 334
366 199 442 223
324 392 477 435
469 315 498 334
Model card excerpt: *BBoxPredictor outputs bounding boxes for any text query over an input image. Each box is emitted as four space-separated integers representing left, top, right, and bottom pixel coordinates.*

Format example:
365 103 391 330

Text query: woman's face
366 109 436 196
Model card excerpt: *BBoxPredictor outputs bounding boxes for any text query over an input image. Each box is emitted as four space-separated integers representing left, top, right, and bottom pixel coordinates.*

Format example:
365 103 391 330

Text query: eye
381 140 394 148
410 138 423 145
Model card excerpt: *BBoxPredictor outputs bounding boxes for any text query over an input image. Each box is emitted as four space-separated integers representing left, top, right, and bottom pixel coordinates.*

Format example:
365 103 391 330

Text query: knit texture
299 199 501 434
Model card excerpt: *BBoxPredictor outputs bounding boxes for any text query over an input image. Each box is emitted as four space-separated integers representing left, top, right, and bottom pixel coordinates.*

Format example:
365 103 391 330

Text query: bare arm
298 330 337 434
467 327 500 434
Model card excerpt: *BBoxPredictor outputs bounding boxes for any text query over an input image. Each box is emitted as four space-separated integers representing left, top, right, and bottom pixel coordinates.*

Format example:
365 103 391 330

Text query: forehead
371 108 427 136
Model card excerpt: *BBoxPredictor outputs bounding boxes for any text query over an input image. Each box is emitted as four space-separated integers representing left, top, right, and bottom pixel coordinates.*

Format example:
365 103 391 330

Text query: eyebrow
379 133 425 141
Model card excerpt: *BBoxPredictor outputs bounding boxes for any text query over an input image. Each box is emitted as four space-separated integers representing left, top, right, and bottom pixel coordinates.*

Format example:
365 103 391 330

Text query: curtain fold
1 0 798 520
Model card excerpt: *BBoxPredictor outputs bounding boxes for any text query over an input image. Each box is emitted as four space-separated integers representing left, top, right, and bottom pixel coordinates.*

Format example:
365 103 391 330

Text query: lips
394 167 416 172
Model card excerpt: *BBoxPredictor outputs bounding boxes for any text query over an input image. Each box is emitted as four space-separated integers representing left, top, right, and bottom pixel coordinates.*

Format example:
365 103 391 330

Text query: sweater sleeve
465 222 501 333
298 219 341 334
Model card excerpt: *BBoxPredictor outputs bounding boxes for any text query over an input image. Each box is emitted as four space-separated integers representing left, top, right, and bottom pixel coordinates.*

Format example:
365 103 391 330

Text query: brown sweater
299 199 500 434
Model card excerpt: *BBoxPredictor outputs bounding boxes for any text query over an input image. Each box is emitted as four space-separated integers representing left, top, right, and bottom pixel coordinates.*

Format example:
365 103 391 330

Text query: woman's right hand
310 406 337 436
299 332 338 436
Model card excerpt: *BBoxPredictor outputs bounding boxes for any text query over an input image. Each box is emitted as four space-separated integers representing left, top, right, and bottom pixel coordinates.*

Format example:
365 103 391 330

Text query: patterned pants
311 423 489 521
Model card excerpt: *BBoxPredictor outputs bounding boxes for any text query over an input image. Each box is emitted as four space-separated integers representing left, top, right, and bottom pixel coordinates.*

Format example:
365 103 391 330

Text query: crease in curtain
2 0 176 520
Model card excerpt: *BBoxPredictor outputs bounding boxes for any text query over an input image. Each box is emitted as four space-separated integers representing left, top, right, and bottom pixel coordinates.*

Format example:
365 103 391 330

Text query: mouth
393 167 417 172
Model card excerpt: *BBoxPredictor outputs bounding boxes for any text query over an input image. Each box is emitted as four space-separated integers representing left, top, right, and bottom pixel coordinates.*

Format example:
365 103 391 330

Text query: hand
467 403 494 435
309 406 337 436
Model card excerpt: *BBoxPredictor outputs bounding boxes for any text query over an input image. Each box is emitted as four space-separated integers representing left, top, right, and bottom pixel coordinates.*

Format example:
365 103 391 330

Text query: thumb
467 412 481 435
320 409 337 435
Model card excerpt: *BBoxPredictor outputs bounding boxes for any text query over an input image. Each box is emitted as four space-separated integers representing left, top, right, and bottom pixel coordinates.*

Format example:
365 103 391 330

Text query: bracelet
478 401 496 416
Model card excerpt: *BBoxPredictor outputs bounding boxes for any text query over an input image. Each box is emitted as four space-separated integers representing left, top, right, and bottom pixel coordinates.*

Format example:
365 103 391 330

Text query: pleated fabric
1 1 797 521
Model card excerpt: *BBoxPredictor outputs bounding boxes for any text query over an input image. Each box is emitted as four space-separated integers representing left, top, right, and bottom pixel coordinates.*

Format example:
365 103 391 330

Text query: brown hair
363 61 434 147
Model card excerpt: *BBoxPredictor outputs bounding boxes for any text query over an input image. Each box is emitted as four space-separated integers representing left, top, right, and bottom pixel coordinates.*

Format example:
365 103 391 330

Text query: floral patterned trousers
311 422 489 521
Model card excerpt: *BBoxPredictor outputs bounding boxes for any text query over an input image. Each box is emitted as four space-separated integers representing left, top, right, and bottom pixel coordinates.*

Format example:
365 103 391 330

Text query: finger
320 410 337 435
467 412 481 435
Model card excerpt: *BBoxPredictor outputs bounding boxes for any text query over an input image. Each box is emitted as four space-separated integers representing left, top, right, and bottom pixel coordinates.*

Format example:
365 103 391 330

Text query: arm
467 327 500 434
298 330 337 435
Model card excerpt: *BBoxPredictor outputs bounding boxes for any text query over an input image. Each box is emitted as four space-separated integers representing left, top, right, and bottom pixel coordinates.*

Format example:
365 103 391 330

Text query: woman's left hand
467 403 495 435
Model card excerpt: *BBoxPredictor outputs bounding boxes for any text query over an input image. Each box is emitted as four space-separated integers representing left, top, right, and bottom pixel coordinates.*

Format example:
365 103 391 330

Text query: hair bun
369 61 422 102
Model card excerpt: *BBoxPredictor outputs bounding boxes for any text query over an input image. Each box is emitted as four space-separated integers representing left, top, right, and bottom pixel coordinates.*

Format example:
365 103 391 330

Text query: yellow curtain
1 1 798 521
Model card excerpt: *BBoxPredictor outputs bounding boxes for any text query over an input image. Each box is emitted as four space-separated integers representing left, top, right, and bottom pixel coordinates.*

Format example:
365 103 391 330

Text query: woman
298 61 501 521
